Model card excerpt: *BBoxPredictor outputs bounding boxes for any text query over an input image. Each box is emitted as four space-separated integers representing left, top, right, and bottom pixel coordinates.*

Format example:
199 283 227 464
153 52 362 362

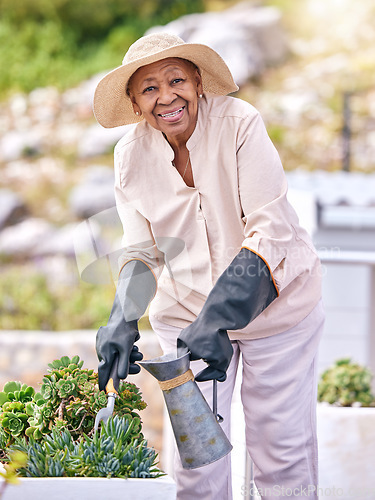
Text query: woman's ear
194 70 203 96
129 92 141 117
132 104 141 116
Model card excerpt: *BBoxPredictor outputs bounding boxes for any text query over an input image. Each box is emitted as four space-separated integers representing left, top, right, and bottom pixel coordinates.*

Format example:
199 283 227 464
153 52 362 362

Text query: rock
28 86 61 123
33 255 82 287
78 123 133 158
9 93 28 118
0 189 28 229
62 73 106 120
146 2 288 85
68 166 116 218
187 13 265 84
31 218 115 262
31 223 79 258
73 215 122 284
54 122 85 149
0 218 55 258
228 3 287 65
0 130 42 162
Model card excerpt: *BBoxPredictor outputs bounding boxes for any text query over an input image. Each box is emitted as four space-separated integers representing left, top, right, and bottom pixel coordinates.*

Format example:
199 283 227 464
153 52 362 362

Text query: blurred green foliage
318 358 375 407
0 266 112 330
0 0 204 96
0 265 151 331
267 124 285 146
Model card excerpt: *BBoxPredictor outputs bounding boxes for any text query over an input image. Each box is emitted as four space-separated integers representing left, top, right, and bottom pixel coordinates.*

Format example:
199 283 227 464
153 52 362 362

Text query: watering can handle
177 344 224 423
213 379 224 423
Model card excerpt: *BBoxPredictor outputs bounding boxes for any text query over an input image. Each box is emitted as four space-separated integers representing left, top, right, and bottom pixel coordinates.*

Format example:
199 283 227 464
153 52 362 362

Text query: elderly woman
94 33 324 499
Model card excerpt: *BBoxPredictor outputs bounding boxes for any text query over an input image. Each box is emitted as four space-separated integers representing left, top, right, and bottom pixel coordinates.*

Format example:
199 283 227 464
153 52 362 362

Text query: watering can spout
139 352 232 470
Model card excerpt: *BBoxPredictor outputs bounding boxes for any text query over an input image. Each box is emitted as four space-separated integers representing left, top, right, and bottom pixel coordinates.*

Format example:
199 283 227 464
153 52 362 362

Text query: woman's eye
143 86 155 93
172 78 184 84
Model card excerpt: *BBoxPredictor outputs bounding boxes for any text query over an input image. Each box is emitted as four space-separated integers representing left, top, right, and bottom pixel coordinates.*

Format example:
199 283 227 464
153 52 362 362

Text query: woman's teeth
160 107 184 117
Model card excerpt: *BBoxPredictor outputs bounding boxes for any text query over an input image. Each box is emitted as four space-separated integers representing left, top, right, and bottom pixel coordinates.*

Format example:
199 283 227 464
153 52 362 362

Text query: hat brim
93 43 239 128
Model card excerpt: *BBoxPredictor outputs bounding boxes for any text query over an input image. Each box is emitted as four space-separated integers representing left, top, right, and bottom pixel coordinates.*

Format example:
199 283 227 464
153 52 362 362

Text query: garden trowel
94 356 119 432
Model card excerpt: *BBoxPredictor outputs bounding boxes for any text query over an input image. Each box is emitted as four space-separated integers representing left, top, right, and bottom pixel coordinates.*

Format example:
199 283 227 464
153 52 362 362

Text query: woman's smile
158 106 185 122
128 58 202 145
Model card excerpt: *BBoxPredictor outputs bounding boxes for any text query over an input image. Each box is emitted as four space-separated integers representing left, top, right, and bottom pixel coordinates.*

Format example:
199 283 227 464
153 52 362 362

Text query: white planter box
317 404 375 499
0 476 176 500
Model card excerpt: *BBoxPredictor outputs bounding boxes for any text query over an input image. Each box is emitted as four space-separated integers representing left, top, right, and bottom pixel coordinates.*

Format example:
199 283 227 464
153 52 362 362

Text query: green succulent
0 381 47 446
40 381 55 401
0 399 32 444
56 377 77 398
0 382 35 406
48 356 84 372
1 406 29 438
11 416 162 479
0 426 8 450
0 355 147 446
0 355 163 481
33 355 101 439
318 358 375 407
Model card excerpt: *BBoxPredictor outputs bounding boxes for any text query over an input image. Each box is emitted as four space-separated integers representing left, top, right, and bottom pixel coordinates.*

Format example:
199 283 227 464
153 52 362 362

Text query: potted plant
317 358 375 499
0 355 176 500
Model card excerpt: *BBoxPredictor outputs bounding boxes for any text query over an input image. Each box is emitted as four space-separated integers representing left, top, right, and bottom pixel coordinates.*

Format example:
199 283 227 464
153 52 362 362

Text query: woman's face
128 58 203 144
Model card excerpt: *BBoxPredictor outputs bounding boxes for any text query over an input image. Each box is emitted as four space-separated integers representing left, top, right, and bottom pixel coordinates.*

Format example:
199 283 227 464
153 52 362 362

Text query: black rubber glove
177 248 278 382
96 259 156 391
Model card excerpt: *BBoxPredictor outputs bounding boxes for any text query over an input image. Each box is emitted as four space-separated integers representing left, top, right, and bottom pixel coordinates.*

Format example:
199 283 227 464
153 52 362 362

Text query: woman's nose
158 84 176 104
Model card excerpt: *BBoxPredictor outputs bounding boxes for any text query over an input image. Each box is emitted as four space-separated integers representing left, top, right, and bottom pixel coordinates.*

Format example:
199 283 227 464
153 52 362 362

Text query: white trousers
150 299 324 500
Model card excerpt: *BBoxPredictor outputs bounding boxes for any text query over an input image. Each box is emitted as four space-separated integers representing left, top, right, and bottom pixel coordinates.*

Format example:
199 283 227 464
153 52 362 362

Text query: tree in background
0 0 204 96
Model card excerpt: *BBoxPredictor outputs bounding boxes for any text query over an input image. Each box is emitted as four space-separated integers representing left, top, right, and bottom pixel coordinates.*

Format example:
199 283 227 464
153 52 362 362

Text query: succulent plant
0 406 28 438
0 382 42 444
0 382 35 406
11 415 161 479
0 428 8 453
0 355 163 481
0 356 146 445
318 358 375 407
20 355 147 442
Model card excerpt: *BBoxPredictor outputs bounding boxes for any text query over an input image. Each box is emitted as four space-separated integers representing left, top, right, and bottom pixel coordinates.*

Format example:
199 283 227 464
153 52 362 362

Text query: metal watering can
139 351 232 469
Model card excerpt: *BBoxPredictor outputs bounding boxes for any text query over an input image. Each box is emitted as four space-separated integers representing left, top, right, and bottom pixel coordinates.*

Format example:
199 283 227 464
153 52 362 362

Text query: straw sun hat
93 32 239 128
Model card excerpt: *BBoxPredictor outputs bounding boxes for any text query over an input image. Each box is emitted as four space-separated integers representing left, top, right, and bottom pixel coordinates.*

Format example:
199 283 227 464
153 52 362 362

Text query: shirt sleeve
114 146 165 282
237 110 300 292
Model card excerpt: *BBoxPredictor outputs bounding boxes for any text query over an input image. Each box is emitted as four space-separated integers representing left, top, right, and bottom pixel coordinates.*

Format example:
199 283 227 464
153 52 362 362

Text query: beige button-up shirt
114 94 322 340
